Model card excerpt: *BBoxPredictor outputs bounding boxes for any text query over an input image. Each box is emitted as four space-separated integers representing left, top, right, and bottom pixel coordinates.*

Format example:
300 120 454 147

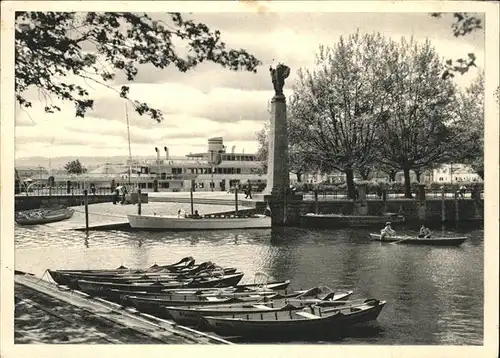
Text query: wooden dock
14 272 231 344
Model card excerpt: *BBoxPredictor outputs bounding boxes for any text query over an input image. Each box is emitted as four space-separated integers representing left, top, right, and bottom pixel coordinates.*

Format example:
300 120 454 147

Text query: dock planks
14 272 231 344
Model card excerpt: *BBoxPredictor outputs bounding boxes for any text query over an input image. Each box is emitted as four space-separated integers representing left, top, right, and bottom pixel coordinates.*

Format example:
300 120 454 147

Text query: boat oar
390 236 412 245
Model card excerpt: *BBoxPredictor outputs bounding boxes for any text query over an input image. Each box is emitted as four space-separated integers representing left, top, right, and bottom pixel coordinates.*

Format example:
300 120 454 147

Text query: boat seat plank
251 304 272 310
295 311 320 319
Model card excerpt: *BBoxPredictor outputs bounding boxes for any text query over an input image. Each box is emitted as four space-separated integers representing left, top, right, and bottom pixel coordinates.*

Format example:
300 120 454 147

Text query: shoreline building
16 137 269 193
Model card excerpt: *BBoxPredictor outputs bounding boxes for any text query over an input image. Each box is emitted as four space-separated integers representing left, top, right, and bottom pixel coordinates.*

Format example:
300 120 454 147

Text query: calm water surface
15 210 483 345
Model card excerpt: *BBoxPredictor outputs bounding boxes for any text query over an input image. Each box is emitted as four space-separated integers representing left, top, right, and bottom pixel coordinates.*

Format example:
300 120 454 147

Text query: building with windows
16 137 268 193
432 164 483 183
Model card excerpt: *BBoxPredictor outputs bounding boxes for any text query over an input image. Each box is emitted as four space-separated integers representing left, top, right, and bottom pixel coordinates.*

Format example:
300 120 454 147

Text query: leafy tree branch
15 12 261 121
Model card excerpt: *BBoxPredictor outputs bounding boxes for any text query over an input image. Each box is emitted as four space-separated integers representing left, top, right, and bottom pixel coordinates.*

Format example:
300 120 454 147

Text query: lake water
14 207 483 345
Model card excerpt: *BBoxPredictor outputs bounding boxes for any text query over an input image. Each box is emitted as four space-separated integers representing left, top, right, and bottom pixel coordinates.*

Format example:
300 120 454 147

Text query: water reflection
14 224 483 345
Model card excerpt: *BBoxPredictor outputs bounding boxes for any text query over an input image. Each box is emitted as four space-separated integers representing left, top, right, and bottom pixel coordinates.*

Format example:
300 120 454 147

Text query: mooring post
441 187 446 223
190 187 194 216
234 187 239 217
418 184 426 221
382 186 388 213
84 189 89 232
137 189 142 215
314 189 319 214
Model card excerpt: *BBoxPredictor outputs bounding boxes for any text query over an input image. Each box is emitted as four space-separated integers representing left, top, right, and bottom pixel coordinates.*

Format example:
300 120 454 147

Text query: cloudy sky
14 11 485 162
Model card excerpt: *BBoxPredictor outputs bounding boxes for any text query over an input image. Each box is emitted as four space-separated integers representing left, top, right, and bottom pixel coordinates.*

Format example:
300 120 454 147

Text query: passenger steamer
17 137 267 194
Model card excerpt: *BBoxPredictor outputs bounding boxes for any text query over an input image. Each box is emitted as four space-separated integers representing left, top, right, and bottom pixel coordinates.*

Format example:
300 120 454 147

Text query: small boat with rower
369 233 467 246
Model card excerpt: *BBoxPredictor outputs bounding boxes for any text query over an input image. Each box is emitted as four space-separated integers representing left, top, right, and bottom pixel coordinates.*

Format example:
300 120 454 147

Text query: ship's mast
125 102 132 185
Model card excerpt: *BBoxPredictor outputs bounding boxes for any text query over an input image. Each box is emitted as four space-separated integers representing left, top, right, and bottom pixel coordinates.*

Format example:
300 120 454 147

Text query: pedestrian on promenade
121 186 128 204
245 182 252 199
459 185 467 199
113 188 119 205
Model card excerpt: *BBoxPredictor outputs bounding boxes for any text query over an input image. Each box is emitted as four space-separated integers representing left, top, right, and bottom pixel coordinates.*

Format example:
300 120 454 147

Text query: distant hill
14 155 185 169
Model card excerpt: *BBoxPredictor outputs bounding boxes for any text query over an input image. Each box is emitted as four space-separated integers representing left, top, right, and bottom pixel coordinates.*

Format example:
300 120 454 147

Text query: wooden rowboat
165 289 354 326
369 233 467 246
123 286 348 309
122 292 277 316
202 299 386 339
15 207 74 225
72 280 292 305
47 266 237 288
50 257 196 275
76 272 245 297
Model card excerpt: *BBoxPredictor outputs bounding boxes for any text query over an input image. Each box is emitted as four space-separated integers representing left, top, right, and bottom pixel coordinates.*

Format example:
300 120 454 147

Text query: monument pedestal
263 95 289 196
264 192 303 226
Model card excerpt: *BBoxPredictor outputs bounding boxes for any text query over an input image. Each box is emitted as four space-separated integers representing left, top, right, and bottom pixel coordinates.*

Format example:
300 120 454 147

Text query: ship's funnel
155 147 160 163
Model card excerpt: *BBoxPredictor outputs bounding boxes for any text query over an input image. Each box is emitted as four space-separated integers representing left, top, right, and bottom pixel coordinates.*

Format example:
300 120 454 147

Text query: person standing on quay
245 181 252 199
113 188 119 205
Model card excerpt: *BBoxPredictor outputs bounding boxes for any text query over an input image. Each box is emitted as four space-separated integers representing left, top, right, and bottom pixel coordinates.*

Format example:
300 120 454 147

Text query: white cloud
15 12 485 162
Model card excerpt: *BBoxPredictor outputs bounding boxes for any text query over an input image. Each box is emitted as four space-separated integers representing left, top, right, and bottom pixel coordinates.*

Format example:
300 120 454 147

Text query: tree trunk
296 172 303 182
414 170 422 183
403 167 413 198
389 170 397 182
345 169 356 199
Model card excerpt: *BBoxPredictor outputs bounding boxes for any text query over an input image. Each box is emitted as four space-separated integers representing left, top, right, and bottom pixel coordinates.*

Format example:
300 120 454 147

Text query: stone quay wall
256 198 484 226
15 193 149 211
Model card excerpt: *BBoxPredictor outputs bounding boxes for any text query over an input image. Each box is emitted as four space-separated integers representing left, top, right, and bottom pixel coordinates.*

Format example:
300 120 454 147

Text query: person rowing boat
418 225 432 238
380 222 396 240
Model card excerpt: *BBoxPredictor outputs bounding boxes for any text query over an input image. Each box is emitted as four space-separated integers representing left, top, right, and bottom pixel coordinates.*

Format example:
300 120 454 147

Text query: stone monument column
264 94 290 197
263 63 297 226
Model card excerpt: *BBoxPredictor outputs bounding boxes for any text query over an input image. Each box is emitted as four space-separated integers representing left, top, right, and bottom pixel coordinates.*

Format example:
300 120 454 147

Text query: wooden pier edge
14 273 232 345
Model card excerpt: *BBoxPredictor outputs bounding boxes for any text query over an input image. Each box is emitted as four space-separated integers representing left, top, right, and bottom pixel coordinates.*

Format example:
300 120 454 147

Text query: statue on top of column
269 63 290 96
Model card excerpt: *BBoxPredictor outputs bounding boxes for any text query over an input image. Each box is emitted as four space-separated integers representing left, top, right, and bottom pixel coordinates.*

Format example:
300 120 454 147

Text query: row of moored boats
47 257 386 340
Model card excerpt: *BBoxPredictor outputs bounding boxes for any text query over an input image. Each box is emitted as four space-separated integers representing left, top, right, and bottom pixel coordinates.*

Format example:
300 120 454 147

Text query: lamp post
38 165 44 195
209 150 215 192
